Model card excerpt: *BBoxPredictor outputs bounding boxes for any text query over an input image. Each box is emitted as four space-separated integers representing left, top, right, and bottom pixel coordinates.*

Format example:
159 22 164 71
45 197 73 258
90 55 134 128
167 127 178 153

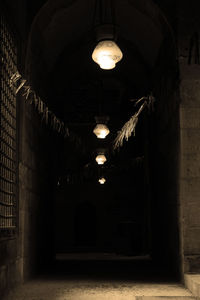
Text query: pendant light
95 154 107 165
93 116 110 139
92 1 123 70
98 177 106 184
93 123 110 139
92 40 123 70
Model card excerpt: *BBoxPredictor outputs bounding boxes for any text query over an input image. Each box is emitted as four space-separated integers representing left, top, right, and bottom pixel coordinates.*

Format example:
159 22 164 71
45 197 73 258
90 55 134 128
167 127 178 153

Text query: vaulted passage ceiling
27 0 166 85
26 0 176 164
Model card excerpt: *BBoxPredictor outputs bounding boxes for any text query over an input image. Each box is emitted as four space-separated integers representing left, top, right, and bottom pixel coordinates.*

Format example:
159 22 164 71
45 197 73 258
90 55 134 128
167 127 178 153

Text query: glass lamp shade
93 123 110 139
92 40 123 70
98 177 106 184
95 154 107 165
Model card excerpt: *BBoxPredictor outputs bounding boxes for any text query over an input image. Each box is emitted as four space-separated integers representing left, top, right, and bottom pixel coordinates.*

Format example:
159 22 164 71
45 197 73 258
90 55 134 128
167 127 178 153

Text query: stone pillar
178 1 200 274
179 65 200 273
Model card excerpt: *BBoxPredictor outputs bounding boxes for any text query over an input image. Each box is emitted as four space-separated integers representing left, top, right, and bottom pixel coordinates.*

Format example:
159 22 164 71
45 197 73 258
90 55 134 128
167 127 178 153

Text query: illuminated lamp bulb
95 154 107 165
93 123 110 139
99 177 106 184
92 40 123 70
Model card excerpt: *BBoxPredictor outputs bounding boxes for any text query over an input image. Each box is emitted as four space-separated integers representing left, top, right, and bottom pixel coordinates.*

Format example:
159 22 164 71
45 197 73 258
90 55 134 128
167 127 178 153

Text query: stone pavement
2 256 196 300
3 277 193 300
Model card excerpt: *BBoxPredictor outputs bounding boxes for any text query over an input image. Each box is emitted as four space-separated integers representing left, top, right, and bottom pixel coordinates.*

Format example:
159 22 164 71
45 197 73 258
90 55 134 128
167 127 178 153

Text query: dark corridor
0 1 189 299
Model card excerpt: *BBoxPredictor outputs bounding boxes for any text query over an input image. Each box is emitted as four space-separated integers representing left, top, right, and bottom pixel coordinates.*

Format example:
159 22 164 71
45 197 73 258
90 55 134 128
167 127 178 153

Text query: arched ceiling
28 0 163 71
26 0 172 95
25 0 176 160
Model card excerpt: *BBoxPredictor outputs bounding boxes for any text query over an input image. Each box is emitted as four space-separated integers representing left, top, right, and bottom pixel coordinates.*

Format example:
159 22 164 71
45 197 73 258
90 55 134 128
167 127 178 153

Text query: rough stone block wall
0 1 55 296
0 239 23 298
19 99 54 278
152 0 200 277
177 0 200 275
0 98 54 297
179 65 200 273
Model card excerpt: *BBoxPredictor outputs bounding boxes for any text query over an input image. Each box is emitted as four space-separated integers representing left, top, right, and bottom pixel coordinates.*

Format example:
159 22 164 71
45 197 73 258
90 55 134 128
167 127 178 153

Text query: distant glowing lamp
99 177 106 184
95 154 107 165
92 40 123 70
93 123 110 139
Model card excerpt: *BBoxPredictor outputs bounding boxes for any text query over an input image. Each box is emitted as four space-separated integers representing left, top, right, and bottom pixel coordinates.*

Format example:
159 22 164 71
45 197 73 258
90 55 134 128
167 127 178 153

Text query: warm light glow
93 123 110 139
95 154 107 165
99 177 106 184
92 40 123 70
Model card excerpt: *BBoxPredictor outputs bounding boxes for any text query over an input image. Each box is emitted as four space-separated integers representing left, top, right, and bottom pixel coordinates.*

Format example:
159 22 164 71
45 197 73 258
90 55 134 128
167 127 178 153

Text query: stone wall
151 0 200 278
0 1 54 297
179 65 200 273
0 96 54 298
18 99 54 279
178 0 200 275
0 240 23 298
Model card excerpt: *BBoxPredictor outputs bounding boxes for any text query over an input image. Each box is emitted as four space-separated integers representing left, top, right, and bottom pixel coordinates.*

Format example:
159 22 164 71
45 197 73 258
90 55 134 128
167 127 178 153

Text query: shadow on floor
43 254 179 283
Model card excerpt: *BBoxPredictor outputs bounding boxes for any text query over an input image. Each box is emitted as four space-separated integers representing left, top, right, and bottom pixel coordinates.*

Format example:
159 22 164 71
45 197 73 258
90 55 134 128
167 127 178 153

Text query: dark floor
51 253 178 282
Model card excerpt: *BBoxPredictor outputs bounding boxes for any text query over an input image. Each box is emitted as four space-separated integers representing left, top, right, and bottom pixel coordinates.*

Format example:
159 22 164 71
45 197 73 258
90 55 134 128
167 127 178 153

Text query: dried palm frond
9 70 84 151
113 114 138 150
130 96 147 106
10 71 21 86
113 101 147 150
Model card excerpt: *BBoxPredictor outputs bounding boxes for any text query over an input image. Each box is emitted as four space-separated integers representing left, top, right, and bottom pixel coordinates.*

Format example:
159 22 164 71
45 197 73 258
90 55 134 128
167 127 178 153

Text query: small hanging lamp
92 40 123 70
92 1 123 70
98 177 106 184
93 123 110 139
93 116 110 139
95 154 107 165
